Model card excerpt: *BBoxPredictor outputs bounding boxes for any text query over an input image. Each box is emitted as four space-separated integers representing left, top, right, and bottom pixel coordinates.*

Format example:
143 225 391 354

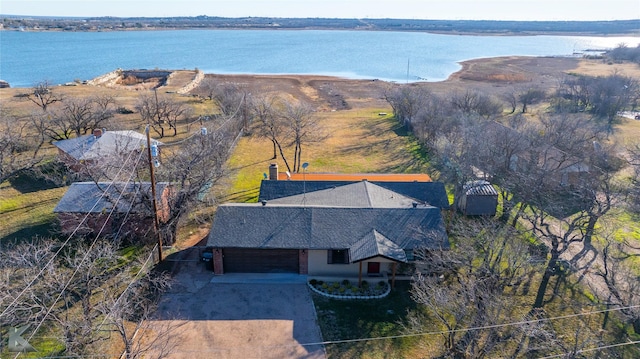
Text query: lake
1 29 638 87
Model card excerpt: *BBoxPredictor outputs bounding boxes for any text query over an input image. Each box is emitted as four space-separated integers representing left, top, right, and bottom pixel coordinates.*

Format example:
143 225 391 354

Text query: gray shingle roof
267 181 418 208
207 204 448 251
349 230 408 263
259 180 450 209
54 130 160 160
54 182 170 213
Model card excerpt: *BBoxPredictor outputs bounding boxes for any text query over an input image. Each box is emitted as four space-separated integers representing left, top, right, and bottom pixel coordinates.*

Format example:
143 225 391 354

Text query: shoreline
0 54 572 89
2 26 639 38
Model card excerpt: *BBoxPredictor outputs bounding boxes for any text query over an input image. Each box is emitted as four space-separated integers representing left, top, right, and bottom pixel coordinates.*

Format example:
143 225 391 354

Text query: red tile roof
276 172 432 182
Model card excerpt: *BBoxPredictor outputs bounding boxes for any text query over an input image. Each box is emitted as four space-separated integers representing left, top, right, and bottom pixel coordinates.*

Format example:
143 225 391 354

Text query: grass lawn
311 273 640 358
0 177 67 242
312 281 426 359
218 108 430 203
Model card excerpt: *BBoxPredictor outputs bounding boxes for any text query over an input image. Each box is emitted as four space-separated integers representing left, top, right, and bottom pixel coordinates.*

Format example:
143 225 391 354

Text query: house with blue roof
54 129 161 173
54 181 171 241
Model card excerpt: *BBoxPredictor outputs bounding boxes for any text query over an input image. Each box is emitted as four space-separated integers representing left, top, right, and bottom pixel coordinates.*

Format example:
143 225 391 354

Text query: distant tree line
2 16 639 35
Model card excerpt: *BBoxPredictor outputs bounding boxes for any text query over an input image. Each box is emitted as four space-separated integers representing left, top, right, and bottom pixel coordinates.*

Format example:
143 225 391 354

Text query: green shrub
309 279 318 286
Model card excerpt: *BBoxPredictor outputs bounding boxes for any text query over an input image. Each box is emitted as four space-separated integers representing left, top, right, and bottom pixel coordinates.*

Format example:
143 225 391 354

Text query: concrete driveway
153 250 325 359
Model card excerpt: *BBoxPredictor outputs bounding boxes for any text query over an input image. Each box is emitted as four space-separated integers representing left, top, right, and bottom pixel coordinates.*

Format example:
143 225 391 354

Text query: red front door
367 262 380 275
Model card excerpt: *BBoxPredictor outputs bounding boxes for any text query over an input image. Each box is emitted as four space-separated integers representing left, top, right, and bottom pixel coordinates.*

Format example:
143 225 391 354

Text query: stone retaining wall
87 69 122 86
176 69 205 94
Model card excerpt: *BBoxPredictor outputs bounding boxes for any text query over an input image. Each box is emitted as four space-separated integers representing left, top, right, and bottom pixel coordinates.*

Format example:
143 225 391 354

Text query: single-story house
259 178 450 210
54 181 171 240
54 129 161 172
207 180 449 279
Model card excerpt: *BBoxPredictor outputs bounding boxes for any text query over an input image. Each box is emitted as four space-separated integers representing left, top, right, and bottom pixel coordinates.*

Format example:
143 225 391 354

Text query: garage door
222 248 299 273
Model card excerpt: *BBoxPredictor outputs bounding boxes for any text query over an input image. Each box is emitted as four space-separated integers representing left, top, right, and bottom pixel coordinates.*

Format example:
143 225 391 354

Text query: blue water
1 29 638 87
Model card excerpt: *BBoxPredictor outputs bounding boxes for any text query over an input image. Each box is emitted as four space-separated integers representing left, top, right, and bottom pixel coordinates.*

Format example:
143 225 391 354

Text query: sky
1 0 639 21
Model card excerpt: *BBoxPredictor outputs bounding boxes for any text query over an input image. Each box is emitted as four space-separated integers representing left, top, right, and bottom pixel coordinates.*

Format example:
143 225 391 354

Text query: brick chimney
93 128 103 138
268 163 278 180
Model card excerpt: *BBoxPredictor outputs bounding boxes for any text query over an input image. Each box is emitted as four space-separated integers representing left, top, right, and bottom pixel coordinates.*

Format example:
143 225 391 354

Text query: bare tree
0 237 179 358
251 94 285 160
594 235 640 334
518 87 546 113
588 73 638 134
502 92 518 114
409 218 539 358
513 120 618 309
628 143 640 213
209 82 248 117
97 267 178 359
0 112 46 183
450 90 502 119
19 80 62 112
136 91 191 138
155 117 241 244
384 85 432 130
282 100 324 173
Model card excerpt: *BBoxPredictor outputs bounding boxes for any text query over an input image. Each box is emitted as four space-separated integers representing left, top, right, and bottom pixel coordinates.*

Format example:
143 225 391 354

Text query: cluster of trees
386 71 640 356
554 72 638 133
0 74 330 354
136 90 191 138
1 81 119 183
0 79 250 356
409 219 623 358
606 43 640 65
199 78 324 174
0 238 176 358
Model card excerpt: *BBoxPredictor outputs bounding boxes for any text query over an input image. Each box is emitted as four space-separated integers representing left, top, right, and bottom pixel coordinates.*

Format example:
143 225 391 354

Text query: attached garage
222 248 299 273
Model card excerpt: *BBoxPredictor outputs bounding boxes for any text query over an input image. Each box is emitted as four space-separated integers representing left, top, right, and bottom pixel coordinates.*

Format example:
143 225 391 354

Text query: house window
327 249 349 264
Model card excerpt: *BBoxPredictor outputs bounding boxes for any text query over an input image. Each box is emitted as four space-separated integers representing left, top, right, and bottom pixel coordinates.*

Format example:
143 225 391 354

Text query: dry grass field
1 55 640 358
2 55 639 243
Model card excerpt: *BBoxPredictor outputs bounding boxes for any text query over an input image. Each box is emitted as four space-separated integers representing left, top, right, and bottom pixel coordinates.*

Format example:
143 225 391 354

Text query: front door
367 262 380 275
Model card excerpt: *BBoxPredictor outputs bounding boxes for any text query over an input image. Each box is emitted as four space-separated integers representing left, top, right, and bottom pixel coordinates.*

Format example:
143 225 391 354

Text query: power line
18 149 147 359
0 146 143 321
96 243 158 330
299 304 640 348
538 340 640 358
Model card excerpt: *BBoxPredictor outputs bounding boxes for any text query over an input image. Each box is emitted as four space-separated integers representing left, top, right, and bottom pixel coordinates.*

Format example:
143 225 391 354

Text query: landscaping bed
308 278 391 299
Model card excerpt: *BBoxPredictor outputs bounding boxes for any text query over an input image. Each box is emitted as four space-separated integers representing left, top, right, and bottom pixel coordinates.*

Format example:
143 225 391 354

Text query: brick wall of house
299 249 308 275
213 248 224 275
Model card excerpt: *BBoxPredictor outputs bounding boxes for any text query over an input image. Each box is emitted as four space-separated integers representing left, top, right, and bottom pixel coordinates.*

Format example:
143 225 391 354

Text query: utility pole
146 125 163 262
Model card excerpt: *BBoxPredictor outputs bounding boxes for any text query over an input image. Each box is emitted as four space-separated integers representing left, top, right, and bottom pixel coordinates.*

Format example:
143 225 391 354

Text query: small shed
457 180 498 216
